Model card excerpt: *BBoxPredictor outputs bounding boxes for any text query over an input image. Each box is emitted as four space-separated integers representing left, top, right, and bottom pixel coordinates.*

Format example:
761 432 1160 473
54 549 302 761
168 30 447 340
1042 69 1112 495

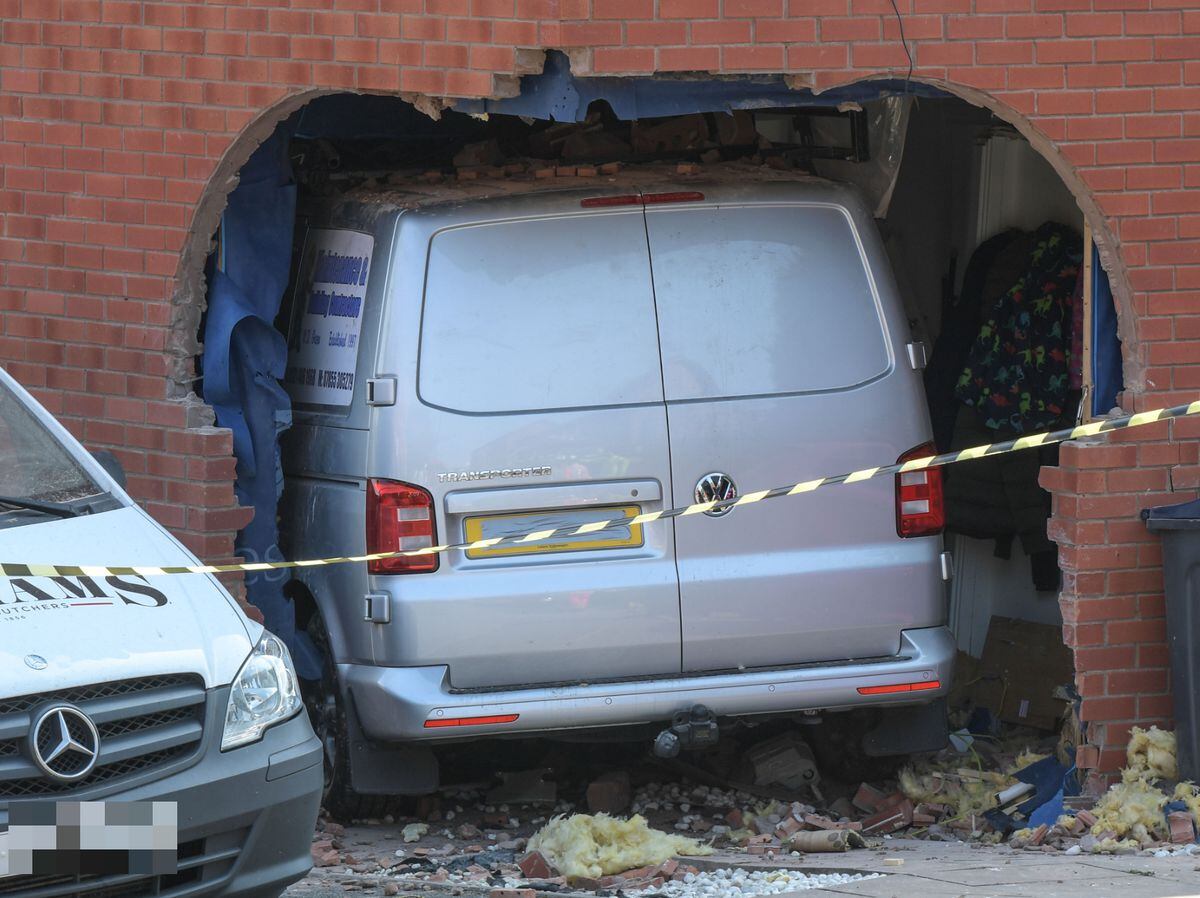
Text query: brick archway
3 4 1195 775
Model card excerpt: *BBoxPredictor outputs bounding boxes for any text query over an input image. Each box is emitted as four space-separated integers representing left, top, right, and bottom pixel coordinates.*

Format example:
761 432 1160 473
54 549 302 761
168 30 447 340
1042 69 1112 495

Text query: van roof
318 159 849 219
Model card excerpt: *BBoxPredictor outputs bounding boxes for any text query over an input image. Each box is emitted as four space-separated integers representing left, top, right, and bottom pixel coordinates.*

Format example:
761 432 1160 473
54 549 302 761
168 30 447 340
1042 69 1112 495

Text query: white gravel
623 867 882 897
632 782 759 814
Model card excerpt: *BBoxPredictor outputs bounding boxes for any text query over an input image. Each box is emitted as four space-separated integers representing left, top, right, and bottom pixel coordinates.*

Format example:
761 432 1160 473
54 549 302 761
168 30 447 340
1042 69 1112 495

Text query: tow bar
652 704 720 758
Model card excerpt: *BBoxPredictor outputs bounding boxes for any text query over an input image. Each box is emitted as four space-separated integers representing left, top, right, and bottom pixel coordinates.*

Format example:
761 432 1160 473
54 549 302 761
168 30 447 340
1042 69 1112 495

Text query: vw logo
695 472 737 517
24 654 48 671
28 705 101 783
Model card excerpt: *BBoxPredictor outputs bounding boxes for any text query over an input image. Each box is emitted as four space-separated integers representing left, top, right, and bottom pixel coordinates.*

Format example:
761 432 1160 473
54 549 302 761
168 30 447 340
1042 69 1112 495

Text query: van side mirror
91 449 127 489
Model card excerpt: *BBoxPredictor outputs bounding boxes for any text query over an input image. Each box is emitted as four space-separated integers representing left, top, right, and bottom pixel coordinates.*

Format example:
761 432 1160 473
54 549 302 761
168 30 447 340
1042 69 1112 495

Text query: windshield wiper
0 495 83 518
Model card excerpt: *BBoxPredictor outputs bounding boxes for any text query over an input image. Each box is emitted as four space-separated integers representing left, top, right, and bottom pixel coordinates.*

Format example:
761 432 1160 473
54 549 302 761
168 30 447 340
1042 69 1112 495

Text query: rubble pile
306 725 1200 897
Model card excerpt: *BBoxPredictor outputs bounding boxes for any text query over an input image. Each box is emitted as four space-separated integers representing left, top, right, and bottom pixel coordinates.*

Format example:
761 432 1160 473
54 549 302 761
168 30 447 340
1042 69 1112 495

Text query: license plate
463 505 643 559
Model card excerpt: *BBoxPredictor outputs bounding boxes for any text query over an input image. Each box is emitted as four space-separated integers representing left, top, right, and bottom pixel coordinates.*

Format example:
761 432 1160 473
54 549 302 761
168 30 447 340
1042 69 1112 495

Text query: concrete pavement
285 838 1200 898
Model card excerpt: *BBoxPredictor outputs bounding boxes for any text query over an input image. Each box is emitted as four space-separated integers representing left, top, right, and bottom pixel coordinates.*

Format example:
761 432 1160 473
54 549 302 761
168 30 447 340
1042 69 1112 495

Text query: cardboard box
972 616 1074 731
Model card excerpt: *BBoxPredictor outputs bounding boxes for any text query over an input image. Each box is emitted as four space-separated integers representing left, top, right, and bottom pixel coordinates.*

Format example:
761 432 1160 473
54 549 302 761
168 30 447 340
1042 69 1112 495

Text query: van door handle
367 377 397 407
445 479 662 515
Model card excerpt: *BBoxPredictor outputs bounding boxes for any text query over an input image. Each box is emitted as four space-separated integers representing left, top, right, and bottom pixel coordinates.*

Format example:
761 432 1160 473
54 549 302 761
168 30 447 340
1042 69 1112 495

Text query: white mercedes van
278 166 956 815
0 367 322 897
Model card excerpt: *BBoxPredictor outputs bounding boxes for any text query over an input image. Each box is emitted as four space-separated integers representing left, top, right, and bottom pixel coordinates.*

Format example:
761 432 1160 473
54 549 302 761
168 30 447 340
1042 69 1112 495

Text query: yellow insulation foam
1090 778 1168 845
1173 782 1200 827
1125 726 1177 781
527 813 713 879
401 822 428 843
1011 751 1049 772
899 766 1012 818
1092 836 1141 854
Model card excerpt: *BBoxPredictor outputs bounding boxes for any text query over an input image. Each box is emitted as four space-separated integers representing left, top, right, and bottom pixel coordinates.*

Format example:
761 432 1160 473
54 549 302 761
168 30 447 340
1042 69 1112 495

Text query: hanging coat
955 222 1083 434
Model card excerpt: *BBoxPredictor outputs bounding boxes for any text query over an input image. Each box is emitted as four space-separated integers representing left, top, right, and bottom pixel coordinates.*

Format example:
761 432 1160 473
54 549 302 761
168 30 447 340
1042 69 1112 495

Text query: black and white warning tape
3 399 1197 579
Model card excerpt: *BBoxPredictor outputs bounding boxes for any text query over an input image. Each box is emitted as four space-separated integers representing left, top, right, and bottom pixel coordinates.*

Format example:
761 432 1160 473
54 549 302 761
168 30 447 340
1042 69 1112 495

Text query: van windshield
0 380 104 508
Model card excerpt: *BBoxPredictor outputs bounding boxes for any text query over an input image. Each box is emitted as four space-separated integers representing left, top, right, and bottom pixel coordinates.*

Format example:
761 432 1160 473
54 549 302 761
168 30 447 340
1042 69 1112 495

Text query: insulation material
1013 750 1049 772
528 814 712 879
1092 837 1141 854
1125 726 1177 782
1089 779 1168 845
402 823 428 843
898 766 1010 819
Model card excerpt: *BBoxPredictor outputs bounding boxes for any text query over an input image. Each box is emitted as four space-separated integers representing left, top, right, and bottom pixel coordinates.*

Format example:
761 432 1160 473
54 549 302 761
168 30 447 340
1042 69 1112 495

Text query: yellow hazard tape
3 399 1196 579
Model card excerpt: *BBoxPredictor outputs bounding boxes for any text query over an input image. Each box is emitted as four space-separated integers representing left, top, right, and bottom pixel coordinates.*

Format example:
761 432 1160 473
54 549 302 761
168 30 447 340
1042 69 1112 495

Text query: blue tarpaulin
202 131 320 679
455 51 948 122
292 51 951 139
1091 246 1124 416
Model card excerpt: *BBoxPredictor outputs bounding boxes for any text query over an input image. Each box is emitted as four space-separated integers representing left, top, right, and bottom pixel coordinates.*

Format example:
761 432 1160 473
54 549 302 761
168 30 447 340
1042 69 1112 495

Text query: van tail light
895 442 944 538
367 479 438 574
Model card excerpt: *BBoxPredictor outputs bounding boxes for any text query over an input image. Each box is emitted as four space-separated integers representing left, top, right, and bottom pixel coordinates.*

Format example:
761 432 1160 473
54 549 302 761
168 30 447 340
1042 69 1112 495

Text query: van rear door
393 205 682 689
644 192 944 673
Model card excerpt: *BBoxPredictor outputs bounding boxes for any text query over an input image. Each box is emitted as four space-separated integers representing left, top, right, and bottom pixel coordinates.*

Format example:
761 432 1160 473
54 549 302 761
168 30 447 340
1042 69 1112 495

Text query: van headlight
221 632 302 750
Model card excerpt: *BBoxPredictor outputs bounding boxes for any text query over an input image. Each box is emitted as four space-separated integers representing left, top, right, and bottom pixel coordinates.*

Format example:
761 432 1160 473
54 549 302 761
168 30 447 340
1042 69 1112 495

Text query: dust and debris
401 823 429 843
526 813 712 879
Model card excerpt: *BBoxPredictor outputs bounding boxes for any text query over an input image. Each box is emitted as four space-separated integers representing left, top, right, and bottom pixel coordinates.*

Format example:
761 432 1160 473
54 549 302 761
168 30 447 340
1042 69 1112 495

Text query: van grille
0 675 205 801
0 830 244 897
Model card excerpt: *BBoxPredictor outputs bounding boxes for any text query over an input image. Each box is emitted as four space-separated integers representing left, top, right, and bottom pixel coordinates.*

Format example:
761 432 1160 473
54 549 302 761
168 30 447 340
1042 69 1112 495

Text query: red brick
659 46 721 70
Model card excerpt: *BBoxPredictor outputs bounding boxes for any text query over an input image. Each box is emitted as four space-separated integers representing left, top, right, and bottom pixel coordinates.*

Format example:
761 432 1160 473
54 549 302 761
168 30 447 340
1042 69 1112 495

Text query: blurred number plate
464 505 642 559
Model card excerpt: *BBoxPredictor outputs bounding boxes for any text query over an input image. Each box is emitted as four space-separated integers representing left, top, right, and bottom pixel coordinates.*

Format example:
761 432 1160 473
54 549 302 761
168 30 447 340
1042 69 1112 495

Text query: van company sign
284 228 375 407
0 575 168 623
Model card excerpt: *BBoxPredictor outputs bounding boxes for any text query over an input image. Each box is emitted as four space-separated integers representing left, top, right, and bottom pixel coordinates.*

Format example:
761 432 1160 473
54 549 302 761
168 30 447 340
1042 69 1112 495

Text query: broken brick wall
1 1 1198 774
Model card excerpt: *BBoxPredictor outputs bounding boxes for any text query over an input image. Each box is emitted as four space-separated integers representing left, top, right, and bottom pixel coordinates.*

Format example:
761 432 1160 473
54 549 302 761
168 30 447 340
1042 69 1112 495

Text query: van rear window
419 213 664 414
645 204 890 401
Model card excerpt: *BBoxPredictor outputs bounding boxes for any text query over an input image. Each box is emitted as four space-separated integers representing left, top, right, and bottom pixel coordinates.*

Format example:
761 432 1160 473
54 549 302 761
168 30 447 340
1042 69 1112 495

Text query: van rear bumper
342 626 955 741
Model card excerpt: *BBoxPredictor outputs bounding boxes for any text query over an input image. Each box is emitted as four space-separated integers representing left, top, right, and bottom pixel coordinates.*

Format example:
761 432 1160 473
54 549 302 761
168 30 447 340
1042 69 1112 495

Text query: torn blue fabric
453 51 950 123
202 130 321 679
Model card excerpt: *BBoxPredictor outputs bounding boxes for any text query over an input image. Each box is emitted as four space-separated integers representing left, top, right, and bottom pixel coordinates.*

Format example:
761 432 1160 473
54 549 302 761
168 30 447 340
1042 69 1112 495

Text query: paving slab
772 839 1200 898
286 832 1200 898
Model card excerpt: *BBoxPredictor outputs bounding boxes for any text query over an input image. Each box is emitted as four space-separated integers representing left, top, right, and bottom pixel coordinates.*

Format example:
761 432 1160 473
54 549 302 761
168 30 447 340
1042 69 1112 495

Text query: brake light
895 442 944 538
642 191 705 204
857 680 941 695
580 192 705 208
580 195 642 208
367 479 438 574
424 714 520 728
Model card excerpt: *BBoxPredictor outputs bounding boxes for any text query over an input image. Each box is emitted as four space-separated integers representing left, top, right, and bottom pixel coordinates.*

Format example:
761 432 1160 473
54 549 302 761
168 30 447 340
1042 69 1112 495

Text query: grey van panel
368 198 682 689
419 212 665 414
278 473 374 665
643 186 943 672
647 203 890 401
666 391 943 671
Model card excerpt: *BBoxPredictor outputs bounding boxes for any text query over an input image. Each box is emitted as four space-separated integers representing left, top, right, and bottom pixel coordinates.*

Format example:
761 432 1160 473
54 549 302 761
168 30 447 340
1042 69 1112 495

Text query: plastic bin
1144 497 1200 781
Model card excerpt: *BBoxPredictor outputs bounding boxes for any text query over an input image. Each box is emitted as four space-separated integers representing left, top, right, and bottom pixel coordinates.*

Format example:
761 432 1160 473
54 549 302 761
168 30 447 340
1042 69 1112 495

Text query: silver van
278 170 956 812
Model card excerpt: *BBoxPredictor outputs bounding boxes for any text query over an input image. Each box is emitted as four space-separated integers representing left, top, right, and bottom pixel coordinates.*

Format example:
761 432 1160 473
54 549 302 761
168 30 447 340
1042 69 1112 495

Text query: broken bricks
1168 811 1197 845
517 850 558 880
861 799 913 835
852 782 888 814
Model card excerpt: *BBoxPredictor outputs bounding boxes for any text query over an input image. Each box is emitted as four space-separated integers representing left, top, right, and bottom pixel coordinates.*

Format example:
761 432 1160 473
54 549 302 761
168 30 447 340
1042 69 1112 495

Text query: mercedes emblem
28 704 101 783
